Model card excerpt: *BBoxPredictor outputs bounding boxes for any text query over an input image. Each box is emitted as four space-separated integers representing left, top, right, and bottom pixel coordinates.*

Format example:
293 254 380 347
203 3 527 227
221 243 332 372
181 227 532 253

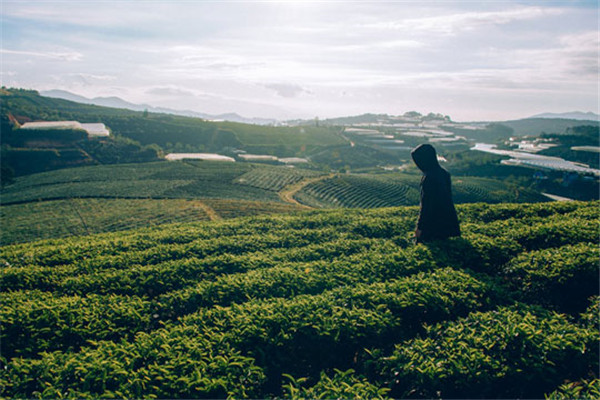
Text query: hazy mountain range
41 90 278 125
527 111 599 121
42 89 598 125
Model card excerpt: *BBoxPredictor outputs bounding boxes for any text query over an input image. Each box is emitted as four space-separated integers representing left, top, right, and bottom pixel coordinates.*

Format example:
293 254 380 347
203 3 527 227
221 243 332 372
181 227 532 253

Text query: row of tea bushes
1 201 598 398
3 268 493 398
380 304 599 399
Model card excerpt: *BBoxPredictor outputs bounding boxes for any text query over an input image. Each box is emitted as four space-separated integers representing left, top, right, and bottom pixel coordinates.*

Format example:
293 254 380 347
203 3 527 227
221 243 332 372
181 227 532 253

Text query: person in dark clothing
411 144 460 243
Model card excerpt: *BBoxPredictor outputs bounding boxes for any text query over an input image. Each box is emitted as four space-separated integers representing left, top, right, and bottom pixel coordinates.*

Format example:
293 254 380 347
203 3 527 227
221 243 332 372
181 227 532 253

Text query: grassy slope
1 201 598 399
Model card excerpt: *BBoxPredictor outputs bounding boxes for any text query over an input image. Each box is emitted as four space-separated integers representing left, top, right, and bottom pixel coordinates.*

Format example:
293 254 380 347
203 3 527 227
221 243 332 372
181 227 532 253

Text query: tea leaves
1 201 598 398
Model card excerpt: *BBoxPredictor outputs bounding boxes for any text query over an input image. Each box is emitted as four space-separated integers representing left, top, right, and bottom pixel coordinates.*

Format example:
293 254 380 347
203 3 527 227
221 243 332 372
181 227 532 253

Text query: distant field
295 174 547 208
1 160 550 244
1 198 303 245
216 121 345 147
0 161 302 205
2 161 544 210
235 167 323 191
1 89 346 156
0 161 316 243
452 176 548 203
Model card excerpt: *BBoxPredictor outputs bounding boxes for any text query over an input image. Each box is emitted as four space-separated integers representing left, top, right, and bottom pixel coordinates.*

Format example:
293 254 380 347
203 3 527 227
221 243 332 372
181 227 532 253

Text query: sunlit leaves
0 200 598 398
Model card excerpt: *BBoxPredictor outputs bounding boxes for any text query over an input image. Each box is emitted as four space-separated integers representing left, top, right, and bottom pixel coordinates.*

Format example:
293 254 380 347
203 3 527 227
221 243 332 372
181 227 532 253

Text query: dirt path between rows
279 173 336 208
194 201 222 221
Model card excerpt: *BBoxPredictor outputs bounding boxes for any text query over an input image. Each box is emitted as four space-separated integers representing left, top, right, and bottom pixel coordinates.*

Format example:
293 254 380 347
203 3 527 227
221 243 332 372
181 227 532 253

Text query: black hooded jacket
411 144 460 242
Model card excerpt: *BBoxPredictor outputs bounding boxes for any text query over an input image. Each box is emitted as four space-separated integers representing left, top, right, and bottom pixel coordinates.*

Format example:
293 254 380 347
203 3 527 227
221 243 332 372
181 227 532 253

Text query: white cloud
558 31 599 77
66 73 116 81
468 29 599 87
329 39 424 52
0 49 82 61
263 83 310 98
2 2 167 28
146 87 198 97
363 7 564 35
1 2 596 121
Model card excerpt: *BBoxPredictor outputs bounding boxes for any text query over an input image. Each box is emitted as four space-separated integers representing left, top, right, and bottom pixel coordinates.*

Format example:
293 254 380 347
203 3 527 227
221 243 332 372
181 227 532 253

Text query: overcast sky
1 1 598 121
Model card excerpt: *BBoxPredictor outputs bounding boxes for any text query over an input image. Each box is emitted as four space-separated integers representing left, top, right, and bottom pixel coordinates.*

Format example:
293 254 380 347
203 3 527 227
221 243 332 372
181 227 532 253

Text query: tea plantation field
295 174 547 209
0 161 291 205
1 201 598 399
1 160 551 244
0 161 316 244
0 198 303 245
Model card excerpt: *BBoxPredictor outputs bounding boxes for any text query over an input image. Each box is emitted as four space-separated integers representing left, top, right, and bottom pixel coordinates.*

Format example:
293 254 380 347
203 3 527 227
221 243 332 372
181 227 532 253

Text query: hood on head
411 144 440 172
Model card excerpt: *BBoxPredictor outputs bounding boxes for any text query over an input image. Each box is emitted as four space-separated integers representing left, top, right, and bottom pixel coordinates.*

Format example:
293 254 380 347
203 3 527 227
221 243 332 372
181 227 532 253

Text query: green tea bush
579 296 599 331
180 268 493 383
509 217 598 250
424 233 523 274
0 291 151 359
2 327 265 399
545 379 600 400
503 243 600 312
283 369 390 399
0 264 80 292
269 237 377 263
383 306 599 399
350 217 414 239
155 243 441 319
457 200 581 223
0 201 598 399
156 263 340 318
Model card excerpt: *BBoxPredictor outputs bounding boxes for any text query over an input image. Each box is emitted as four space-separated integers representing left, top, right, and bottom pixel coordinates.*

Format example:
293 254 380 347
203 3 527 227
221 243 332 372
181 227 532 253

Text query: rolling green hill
1 160 544 208
1 160 551 244
0 161 304 205
502 118 599 137
1 201 598 398
294 174 548 209
1 88 344 154
0 198 303 245
0 161 318 244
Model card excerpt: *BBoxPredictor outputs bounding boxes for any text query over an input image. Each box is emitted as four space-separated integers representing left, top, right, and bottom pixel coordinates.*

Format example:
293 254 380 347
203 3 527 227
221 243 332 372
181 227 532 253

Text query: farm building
238 154 279 162
279 157 309 164
571 146 600 153
20 121 110 138
165 153 236 162
473 143 600 177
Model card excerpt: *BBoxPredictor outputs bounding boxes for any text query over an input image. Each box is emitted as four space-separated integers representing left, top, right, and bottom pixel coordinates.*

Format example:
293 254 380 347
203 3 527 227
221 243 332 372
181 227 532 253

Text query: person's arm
415 227 422 239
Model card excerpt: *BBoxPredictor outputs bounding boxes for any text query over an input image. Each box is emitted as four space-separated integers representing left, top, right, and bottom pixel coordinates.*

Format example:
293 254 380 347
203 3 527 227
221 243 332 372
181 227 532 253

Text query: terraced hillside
0 161 317 244
1 161 550 245
295 174 548 209
1 201 598 399
0 198 302 245
0 161 275 205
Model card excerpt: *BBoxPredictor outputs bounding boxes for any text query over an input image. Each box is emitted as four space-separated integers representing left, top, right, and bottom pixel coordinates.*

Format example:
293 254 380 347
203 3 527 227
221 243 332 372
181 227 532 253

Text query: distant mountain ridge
39 90 598 127
527 111 599 121
40 90 278 125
